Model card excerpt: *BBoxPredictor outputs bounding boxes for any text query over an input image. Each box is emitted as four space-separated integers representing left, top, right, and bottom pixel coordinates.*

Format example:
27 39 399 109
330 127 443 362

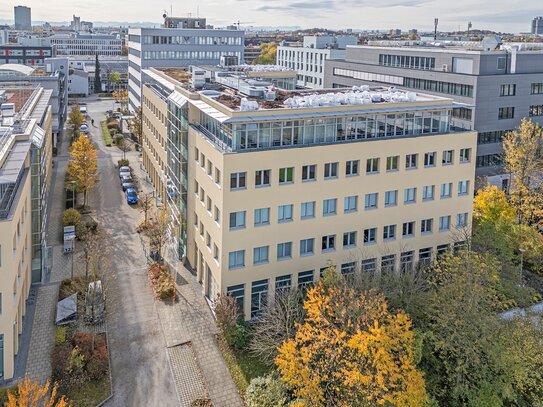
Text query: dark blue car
125 188 138 205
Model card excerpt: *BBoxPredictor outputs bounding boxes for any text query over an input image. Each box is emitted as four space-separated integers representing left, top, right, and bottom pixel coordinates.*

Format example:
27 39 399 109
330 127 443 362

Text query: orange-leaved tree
67 134 98 206
7 376 71 407
275 277 427 407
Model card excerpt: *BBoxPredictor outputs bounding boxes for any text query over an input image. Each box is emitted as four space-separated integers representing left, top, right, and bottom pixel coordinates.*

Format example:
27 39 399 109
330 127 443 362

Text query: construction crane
233 21 254 30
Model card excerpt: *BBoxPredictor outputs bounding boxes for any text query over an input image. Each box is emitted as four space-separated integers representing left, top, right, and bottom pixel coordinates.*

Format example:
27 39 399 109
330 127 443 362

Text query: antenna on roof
197 5 199 18
434 18 439 40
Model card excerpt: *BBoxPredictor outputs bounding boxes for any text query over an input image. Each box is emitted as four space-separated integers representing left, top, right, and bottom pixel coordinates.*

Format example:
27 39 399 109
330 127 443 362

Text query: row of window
227 242 463 317
142 35 243 46
477 129 511 145
227 213 469 270
476 154 503 168
379 54 436 70
228 150 471 191
142 50 243 61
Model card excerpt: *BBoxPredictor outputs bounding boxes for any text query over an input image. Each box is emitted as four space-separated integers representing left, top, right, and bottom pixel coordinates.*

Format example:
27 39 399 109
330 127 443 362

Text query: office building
48 33 122 56
14 6 31 31
164 16 207 29
277 35 358 89
68 55 128 95
0 58 69 145
127 26 244 110
533 17 543 35
324 43 543 185
140 67 476 318
0 84 54 379
244 45 261 65
0 44 54 65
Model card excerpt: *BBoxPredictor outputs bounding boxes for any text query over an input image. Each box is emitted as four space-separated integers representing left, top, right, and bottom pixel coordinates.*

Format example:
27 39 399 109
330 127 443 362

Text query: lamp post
519 248 526 286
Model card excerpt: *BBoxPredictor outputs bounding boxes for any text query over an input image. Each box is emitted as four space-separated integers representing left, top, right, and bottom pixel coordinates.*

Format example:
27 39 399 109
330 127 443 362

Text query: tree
7 376 71 407
146 207 171 260
94 54 101 93
473 185 516 225
245 374 290 407
112 90 128 113
253 42 277 65
129 106 143 145
275 275 427 407
67 105 84 138
139 191 154 226
502 119 543 227
66 134 98 206
108 71 120 92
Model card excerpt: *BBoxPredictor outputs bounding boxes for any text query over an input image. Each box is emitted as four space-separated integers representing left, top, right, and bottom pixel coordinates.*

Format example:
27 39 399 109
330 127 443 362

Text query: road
85 97 179 407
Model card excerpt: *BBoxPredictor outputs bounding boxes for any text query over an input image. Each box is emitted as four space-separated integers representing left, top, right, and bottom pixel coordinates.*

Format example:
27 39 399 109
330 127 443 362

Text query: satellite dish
163 13 167 18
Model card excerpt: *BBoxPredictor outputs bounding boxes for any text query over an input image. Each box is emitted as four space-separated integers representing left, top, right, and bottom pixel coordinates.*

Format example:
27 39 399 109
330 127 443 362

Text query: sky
1 0 539 32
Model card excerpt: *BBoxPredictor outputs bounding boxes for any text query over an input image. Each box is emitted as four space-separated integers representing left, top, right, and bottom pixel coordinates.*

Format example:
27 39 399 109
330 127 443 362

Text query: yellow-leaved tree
7 376 71 407
275 277 427 407
67 105 84 139
473 185 516 225
254 42 277 65
67 134 98 206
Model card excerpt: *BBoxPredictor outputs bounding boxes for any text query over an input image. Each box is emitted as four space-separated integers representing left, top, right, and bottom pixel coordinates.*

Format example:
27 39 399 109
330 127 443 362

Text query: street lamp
519 247 526 286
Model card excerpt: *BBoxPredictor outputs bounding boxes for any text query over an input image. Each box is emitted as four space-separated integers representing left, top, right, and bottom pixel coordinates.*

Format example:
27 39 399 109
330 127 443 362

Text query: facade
244 46 260 65
0 85 53 379
127 27 245 110
277 35 358 89
324 44 543 184
141 67 476 319
48 33 122 56
164 17 207 29
0 45 54 65
14 6 31 31
0 59 68 145
68 55 128 95
532 17 543 35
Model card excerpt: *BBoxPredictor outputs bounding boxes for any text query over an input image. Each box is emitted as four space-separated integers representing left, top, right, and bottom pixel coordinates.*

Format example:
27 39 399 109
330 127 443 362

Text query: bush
229 320 250 351
109 128 117 138
51 342 71 380
106 120 119 129
245 374 290 407
118 159 129 167
215 294 239 337
55 326 68 344
63 208 81 227
87 344 109 380
148 263 176 301
115 134 124 146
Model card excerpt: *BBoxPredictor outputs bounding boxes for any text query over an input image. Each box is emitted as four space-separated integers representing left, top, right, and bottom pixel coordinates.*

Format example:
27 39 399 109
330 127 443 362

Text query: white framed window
384 190 397 207
422 185 435 201
424 152 436 167
230 172 246 190
255 169 271 187
323 199 337 216
343 231 357 248
277 242 293 259
322 235 336 251
439 215 451 231
253 246 269 265
383 224 396 240
254 208 270 226
402 221 415 237
302 164 316 181
362 258 376 273
301 201 316 219
363 228 376 244
364 193 378 210
404 188 416 204
344 196 358 213
386 155 399 171
456 212 468 228
459 148 471 163
324 162 338 179
278 204 293 222
405 153 417 169
421 218 433 234
279 167 294 184
300 238 314 256
458 180 470 195
440 183 452 198
442 150 453 165
345 160 359 176
228 250 245 269
229 211 246 229
366 158 380 174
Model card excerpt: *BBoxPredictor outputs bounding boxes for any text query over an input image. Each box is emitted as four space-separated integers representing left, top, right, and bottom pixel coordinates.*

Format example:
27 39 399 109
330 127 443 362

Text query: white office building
48 33 122 56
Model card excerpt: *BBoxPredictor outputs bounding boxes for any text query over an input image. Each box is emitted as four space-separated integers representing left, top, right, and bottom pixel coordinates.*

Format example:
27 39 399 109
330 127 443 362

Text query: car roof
126 187 137 193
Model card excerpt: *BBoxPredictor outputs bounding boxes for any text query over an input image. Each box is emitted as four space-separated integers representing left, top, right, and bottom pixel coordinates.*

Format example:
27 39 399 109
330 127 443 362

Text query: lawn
217 337 272 397
63 376 111 407
100 121 113 146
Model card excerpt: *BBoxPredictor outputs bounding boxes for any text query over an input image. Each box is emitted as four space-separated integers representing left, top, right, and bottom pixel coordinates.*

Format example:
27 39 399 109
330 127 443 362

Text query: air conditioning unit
442 64 448 72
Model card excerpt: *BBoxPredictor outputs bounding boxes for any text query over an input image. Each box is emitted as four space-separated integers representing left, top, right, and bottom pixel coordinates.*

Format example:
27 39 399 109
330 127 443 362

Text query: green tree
94 54 101 93
108 71 120 92
253 42 277 65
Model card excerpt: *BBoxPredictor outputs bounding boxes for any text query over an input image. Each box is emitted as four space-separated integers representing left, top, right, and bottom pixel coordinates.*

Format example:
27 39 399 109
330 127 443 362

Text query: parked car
80 124 89 134
119 169 131 179
126 188 138 204
79 105 88 116
122 180 135 191
120 175 133 186
119 166 130 174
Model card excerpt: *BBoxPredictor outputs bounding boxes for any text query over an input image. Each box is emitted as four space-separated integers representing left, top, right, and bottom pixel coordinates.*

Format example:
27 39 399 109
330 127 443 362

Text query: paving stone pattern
167 343 207 406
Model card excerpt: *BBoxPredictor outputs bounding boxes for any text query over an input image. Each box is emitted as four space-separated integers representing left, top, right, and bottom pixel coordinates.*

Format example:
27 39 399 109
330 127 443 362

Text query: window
419 247 432 265
275 275 292 292
323 199 337 216
253 246 269 265
251 279 268 318
458 180 469 195
386 155 399 171
278 204 293 222
381 254 396 273
214 207 220 224
405 153 417 169
215 168 221 185
400 251 414 272
302 164 316 181
424 152 436 167
200 152 206 168
421 218 433 234
249 206 269 226
195 147 200 163
422 185 435 201
402 221 415 237
362 258 376 273
229 211 246 229
531 83 543 95
206 197 212 212
345 160 359 176
340 262 356 276
343 231 357 248
477 130 510 145
255 169 270 187
279 167 294 184
384 190 397 207
227 284 244 313
500 84 516 96
366 158 379 174
228 250 245 269
440 183 452 198
206 232 211 248
277 242 293 259
322 235 336 251
457 212 468 228
442 150 453 165
324 162 338 179
459 148 471 163
300 201 316 219
213 244 219 261
230 172 246 190
404 188 416 204
439 215 451 231
529 105 543 117
363 228 377 244
300 238 314 256
200 187 205 204
343 196 358 213
207 160 213 176
498 107 514 119
437 244 449 257
497 57 506 70
364 193 378 210
383 224 396 240
298 270 314 288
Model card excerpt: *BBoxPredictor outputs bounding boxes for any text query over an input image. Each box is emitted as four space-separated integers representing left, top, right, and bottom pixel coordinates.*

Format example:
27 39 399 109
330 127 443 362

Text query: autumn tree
502 119 543 227
275 275 427 407
146 206 171 260
254 42 277 65
129 106 143 145
139 191 154 226
112 90 128 113
473 185 516 225
66 134 98 206
7 376 71 407
67 105 84 139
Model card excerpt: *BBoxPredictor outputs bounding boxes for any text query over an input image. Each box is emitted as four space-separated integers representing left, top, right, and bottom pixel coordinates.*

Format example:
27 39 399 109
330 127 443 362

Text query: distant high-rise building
71 15 81 31
14 5 31 30
532 16 543 35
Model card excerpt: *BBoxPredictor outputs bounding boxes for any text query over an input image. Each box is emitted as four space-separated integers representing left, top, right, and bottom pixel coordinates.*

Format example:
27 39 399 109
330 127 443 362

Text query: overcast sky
1 0 539 32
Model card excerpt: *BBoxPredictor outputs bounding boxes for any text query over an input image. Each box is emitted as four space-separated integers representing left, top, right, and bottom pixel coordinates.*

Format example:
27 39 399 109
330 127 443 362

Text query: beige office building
141 69 476 319
0 85 53 379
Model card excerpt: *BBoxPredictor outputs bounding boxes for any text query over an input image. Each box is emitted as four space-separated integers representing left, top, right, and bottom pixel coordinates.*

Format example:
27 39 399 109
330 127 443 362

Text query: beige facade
140 68 477 319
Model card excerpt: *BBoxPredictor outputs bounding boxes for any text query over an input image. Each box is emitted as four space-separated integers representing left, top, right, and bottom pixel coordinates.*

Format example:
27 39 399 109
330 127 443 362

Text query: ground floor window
226 284 244 314
251 280 269 319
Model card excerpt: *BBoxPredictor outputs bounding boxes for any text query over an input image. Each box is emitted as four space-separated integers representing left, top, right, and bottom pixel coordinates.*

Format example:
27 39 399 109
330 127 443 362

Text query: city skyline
0 0 539 32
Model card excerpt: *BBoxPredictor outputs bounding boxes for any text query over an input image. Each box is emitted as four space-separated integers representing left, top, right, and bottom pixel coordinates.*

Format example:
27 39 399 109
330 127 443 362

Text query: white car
119 169 131 179
80 124 89 134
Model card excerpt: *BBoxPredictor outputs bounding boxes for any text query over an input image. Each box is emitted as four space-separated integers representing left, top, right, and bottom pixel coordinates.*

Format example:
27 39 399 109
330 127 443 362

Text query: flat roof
4 88 36 113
